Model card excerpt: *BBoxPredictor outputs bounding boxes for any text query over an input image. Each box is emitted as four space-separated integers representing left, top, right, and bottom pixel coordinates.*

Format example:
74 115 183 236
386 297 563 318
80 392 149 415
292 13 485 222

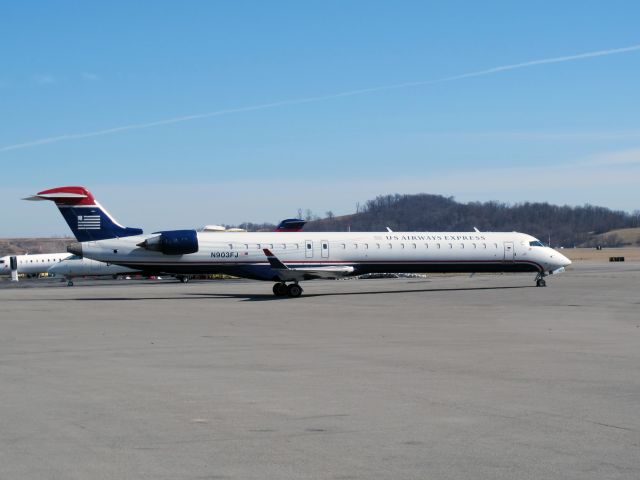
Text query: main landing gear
535 272 547 287
272 282 303 297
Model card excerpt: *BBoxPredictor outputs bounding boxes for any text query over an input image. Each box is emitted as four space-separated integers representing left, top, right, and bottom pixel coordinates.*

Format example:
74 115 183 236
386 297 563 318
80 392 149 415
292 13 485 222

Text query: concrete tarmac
1 264 639 479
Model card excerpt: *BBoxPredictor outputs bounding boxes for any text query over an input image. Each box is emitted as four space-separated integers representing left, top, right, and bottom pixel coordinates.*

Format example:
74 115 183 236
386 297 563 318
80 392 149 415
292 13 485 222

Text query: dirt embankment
562 247 640 263
0 238 74 256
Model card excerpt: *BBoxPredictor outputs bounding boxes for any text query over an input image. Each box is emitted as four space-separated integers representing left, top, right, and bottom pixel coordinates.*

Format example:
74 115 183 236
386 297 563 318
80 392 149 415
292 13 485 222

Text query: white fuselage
47 255 139 279
72 230 571 280
0 252 72 276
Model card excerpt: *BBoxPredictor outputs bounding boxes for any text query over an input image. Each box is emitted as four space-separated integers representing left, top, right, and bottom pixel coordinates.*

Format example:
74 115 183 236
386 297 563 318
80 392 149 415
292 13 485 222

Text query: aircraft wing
262 249 354 281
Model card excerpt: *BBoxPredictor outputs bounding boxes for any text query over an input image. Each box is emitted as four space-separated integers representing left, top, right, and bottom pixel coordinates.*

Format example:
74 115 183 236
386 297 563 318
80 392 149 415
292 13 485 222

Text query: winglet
263 249 289 270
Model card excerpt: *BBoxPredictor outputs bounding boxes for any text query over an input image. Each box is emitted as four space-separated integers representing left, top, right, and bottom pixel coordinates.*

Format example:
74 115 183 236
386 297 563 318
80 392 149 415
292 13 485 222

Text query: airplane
0 251 139 285
27 186 572 297
0 252 72 278
47 255 139 286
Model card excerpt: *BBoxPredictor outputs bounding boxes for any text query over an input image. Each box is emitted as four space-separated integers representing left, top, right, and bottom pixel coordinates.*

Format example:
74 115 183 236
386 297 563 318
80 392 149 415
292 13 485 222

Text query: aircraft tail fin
24 186 143 241
275 219 306 232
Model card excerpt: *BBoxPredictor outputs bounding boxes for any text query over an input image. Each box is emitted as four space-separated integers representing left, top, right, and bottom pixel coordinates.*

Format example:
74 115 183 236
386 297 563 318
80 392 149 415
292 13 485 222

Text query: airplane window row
333 242 500 250
16 258 63 264
221 241 503 252
226 243 304 250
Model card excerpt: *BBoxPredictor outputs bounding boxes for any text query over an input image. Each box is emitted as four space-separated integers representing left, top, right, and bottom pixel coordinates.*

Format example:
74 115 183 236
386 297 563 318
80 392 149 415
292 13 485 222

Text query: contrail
2 44 640 153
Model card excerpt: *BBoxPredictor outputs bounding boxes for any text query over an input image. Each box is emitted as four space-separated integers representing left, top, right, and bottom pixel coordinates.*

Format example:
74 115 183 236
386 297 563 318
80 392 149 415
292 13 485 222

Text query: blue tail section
57 205 143 241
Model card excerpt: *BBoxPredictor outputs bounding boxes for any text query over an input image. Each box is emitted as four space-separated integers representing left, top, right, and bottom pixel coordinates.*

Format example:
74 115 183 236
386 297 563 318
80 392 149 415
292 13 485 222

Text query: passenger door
503 241 514 262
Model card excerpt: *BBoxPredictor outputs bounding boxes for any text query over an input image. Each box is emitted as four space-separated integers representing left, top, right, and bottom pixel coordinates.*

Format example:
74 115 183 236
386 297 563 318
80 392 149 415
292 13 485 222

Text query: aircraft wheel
536 278 546 287
179 275 190 284
272 282 287 296
67 280 74 287
286 283 303 298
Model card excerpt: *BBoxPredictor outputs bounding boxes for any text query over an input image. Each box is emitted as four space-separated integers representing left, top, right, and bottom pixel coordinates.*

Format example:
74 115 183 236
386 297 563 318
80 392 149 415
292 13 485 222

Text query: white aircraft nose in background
554 251 572 268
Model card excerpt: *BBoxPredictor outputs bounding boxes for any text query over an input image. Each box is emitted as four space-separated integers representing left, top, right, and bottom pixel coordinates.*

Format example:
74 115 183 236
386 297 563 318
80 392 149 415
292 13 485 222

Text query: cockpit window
0 260 4 264
529 241 544 247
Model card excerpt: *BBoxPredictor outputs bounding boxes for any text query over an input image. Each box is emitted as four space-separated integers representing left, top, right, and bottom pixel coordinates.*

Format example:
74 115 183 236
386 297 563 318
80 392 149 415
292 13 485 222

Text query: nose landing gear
535 272 547 287
272 282 303 297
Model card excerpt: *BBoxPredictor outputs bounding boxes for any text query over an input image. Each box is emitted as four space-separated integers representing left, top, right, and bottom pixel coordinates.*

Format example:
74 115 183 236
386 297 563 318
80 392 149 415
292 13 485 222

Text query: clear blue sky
2 1 639 236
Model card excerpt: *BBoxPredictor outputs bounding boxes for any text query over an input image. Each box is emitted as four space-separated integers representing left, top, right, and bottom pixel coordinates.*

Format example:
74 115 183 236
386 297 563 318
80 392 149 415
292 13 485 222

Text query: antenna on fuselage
474 227 480 232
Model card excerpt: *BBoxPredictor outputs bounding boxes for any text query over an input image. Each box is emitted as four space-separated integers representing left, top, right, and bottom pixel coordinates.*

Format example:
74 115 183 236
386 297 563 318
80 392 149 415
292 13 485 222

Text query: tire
287 283 303 297
272 283 287 296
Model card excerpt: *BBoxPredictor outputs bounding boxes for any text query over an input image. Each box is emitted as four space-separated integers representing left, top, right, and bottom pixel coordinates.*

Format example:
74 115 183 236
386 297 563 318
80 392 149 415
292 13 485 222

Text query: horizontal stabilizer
24 192 88 201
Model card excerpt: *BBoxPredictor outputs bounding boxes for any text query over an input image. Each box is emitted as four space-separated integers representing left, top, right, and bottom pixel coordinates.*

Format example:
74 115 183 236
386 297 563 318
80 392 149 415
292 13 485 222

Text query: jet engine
137 229 199 255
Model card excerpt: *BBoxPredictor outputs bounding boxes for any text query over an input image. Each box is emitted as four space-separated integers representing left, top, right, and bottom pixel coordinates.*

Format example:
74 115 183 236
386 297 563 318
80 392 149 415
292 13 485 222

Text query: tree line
302 194 639 247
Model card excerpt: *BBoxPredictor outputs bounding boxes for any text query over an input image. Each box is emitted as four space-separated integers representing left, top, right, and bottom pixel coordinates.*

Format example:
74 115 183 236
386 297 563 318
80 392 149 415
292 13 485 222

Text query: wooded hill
304 194 639 248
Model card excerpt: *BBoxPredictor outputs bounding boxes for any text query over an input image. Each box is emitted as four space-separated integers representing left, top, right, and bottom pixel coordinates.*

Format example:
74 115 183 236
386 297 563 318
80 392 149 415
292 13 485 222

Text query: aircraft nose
550 250 571 268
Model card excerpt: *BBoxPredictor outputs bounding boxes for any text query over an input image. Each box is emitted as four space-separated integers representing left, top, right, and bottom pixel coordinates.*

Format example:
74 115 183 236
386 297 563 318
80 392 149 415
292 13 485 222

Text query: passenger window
281 244 286 249
424 243 429 249
448 243 453 249
411 243 416 249
341 243 346 249
228 243 233 249
244 244 249 249
460 243 464 249
376 243 380 249
483 243 487 249
364 243 368 249
353 244 358 249
472 243 477 248
436 243 441 249
400 243 405 249
494 243 498 249
388 243 393 249
294 243 299 249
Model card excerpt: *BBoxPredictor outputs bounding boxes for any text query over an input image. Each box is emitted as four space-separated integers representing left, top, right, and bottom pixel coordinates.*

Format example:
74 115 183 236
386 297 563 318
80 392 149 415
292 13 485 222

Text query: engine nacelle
137 229 199 255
